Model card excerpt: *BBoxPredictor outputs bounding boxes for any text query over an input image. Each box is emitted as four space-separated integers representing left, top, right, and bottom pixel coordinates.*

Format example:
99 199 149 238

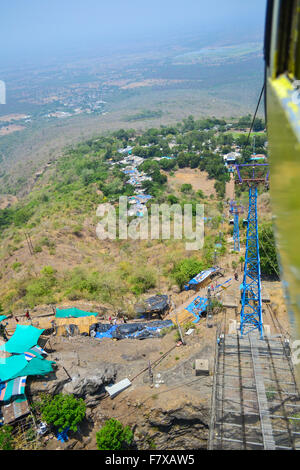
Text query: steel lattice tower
235 164 269 338
233 210 240 252
229 200 243 252
240 186 263 337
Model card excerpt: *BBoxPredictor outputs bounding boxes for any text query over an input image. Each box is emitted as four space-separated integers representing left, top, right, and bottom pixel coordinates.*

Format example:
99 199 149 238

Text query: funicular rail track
208 307 300 450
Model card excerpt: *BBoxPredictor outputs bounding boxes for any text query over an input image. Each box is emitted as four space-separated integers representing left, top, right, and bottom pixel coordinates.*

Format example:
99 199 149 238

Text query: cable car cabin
229 219 234 225
242 218 248 227
265 0 300 378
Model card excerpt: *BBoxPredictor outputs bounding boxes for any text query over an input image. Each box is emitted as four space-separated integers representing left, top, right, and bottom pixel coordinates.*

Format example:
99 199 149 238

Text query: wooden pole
171 298 185 345
62 366 72 381
24 232 33 256
148 360 153 387
206 286 213 328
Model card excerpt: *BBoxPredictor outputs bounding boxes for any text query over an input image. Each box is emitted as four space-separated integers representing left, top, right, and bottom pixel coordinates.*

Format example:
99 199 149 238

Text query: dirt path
225 172 235 201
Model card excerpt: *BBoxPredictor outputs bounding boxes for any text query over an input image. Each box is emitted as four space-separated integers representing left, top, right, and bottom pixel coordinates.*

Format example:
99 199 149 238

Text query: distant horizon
1 0 267 69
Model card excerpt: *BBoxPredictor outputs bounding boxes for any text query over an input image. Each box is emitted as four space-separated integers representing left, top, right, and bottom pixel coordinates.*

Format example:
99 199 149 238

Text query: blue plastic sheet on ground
186 297 208 323
56 427 69 442
215 278 232 290
94 325 118 339
91 320 173 340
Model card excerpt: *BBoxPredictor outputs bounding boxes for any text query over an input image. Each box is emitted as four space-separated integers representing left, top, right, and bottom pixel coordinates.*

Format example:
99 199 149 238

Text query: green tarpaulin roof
0 325 44 354
55 307 98 318
0 355 28 382
0 315 8 322
10 357 55 380
0 355 55 382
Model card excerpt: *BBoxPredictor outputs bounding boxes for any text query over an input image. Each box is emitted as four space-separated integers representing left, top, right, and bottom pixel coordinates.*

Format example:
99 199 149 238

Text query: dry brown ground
0 114 28 122
121 79 185 89
0 195 18 210
0 124 25 136
225 172 235 201
167 168 216 197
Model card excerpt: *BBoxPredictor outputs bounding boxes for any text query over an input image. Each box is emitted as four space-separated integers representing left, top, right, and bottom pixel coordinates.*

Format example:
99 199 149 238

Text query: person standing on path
0 323 8 341
25 310 31 321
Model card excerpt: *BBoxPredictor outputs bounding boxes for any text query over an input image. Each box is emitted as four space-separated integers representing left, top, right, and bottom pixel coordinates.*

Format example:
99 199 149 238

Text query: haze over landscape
0 0 266 192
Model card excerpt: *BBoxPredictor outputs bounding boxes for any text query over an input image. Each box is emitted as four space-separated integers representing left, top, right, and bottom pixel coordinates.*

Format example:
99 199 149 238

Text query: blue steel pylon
233 210 240 252
240 186 263 338
229 200 243 252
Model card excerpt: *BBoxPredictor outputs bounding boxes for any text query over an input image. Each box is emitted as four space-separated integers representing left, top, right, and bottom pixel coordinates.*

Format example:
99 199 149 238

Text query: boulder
64 365 117 397
134 295 169 316
171 285 181 294
29 363 117 404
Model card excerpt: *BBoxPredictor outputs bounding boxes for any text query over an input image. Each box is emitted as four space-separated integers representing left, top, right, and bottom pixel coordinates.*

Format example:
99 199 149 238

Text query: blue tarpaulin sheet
94 325 118 339
215 278 232 291
92 320 173 340
186 297 208 323
56 427 69 442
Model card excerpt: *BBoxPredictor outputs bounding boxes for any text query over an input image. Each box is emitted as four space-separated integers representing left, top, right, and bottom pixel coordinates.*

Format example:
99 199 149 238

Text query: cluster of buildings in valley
45 97 106 120
223 145 267 172
110 135 267 213
114 147 153 217
31 80 110 119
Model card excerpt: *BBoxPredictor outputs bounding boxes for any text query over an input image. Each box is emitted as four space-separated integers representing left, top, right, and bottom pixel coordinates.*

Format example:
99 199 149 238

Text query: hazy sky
0 0 267 65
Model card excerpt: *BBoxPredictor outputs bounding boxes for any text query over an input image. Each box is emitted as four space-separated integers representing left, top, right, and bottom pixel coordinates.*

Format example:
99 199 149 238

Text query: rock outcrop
29 360 117 406
134 404 209 450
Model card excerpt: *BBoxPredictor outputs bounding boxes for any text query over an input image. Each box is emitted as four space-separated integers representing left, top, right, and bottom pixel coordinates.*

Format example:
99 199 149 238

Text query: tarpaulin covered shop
184 267 222 291
0 325 54 424
134 295 170 319
1 396 30 424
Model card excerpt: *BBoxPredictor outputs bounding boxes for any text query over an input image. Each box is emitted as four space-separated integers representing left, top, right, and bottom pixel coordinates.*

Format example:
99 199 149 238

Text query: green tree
171 257 204 289
214 180 225 198
237 114 252 129
151 170 167 185
253 118 265 132
259 223 279 277
167 195 179 204
40 393 86 432
0 425 14 450
177 152 190 168
180 183 193 194
130 267 156 295
159 158 176 171
96 418 133 450
196 189 204 198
